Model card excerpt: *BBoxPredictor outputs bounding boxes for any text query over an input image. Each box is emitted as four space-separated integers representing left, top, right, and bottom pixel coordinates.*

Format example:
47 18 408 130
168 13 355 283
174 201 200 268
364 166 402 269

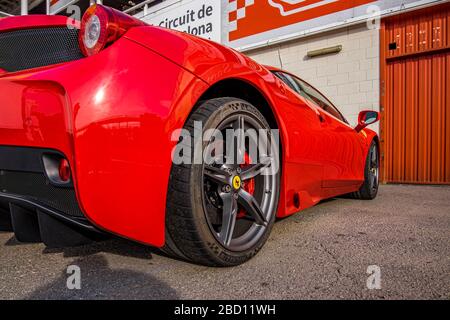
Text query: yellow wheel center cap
232 175 242 190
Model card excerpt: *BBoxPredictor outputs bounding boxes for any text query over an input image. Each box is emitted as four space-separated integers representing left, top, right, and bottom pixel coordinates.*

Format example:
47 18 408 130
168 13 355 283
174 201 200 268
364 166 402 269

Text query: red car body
0 13 377 248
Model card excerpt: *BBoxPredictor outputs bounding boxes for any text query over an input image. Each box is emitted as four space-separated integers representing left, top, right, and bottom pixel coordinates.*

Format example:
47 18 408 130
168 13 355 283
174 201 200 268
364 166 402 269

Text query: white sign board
139 0 221 43
222 0 446 50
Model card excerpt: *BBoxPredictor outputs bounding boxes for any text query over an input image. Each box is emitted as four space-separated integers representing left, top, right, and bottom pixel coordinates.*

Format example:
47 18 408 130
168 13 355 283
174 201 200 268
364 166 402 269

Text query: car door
277 72 365 190
270 72 326 208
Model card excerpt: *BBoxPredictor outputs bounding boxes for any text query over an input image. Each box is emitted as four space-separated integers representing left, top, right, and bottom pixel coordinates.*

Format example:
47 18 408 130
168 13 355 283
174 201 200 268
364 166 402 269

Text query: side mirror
355 110 379 132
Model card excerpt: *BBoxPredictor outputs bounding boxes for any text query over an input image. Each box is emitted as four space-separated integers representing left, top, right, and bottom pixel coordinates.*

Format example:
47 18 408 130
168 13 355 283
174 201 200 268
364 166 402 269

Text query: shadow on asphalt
26 255 179 300
275 196 340 222
0 232 181 299
41 238 156 260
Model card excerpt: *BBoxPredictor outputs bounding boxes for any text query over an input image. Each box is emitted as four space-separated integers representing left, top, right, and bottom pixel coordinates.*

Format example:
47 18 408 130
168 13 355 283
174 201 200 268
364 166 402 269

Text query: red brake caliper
237 152 255 219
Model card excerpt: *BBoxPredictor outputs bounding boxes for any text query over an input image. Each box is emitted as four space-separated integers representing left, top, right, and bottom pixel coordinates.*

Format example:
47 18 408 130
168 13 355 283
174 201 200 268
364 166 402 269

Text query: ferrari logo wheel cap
232 175 242 190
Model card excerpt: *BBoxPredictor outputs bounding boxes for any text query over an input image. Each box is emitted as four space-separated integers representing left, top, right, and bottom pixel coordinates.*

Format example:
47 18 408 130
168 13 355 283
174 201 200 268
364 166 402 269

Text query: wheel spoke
235 116 245 165
237 189 267 226
371 167 378 188
241 157 272 180
204 165 229 185
371 148 377 168
219 193 238 246
369 146 379 190
234 115 245 133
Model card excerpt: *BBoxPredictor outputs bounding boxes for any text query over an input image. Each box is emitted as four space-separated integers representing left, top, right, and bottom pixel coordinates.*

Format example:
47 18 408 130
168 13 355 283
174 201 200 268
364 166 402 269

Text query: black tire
352 140 379 200
163 97 280 266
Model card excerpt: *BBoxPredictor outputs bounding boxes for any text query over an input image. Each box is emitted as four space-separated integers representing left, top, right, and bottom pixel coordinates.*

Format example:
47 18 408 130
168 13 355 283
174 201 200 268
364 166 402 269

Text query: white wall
245 23 380 131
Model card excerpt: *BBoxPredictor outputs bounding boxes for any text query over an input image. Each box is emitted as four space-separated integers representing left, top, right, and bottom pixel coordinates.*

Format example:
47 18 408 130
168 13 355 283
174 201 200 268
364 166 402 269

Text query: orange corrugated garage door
380 3 450 184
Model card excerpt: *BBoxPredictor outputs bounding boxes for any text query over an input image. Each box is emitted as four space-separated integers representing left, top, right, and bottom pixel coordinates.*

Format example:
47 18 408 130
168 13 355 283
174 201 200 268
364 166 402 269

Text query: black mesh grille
0 170 84 218
0 27 83 72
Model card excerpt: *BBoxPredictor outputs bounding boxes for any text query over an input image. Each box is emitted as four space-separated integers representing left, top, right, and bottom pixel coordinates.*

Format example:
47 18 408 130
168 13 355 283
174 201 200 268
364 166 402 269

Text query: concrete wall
245 23 380 131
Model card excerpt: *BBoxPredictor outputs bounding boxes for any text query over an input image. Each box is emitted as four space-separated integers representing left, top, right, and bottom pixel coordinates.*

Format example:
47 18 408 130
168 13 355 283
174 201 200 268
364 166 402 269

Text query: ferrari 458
0 5 380 266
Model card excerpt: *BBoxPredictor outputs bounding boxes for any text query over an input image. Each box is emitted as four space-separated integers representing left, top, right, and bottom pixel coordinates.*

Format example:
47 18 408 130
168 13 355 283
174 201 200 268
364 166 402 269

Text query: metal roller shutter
380 3 450 184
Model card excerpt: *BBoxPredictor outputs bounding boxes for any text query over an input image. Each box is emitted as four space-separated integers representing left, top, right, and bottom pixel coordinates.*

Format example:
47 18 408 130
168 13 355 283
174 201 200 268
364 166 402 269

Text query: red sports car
0 5 379 266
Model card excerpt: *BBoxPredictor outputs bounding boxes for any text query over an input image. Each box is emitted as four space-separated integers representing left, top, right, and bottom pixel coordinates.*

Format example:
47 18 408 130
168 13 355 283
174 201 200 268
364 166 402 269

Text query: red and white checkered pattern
227 0 255 31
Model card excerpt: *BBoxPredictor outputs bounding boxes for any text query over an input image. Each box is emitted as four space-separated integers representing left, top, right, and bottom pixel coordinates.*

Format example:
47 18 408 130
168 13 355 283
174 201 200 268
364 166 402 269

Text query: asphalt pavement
0 184 449 300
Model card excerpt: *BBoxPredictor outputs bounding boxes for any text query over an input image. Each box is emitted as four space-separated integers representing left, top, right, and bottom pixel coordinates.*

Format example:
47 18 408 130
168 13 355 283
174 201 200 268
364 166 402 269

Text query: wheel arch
367 131 380 156
372 134 381 174
197 78 280 130
373 134 380 148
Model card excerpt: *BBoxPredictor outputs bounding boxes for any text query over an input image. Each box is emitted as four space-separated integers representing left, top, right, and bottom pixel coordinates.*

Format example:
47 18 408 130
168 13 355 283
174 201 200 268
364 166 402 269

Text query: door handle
317 113 326 123
305 101 326 125
314 109 326 124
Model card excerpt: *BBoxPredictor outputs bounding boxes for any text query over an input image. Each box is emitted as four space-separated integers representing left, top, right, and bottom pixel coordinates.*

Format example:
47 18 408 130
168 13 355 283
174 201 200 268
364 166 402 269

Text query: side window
274 72 299 93
274 71 347 124
292 77 347 123
274 72 310 101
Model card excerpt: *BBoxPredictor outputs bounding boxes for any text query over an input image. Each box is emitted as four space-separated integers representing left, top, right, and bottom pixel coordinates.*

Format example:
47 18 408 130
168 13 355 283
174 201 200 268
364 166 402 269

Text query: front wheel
164 98 280 266
352 140 379 200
